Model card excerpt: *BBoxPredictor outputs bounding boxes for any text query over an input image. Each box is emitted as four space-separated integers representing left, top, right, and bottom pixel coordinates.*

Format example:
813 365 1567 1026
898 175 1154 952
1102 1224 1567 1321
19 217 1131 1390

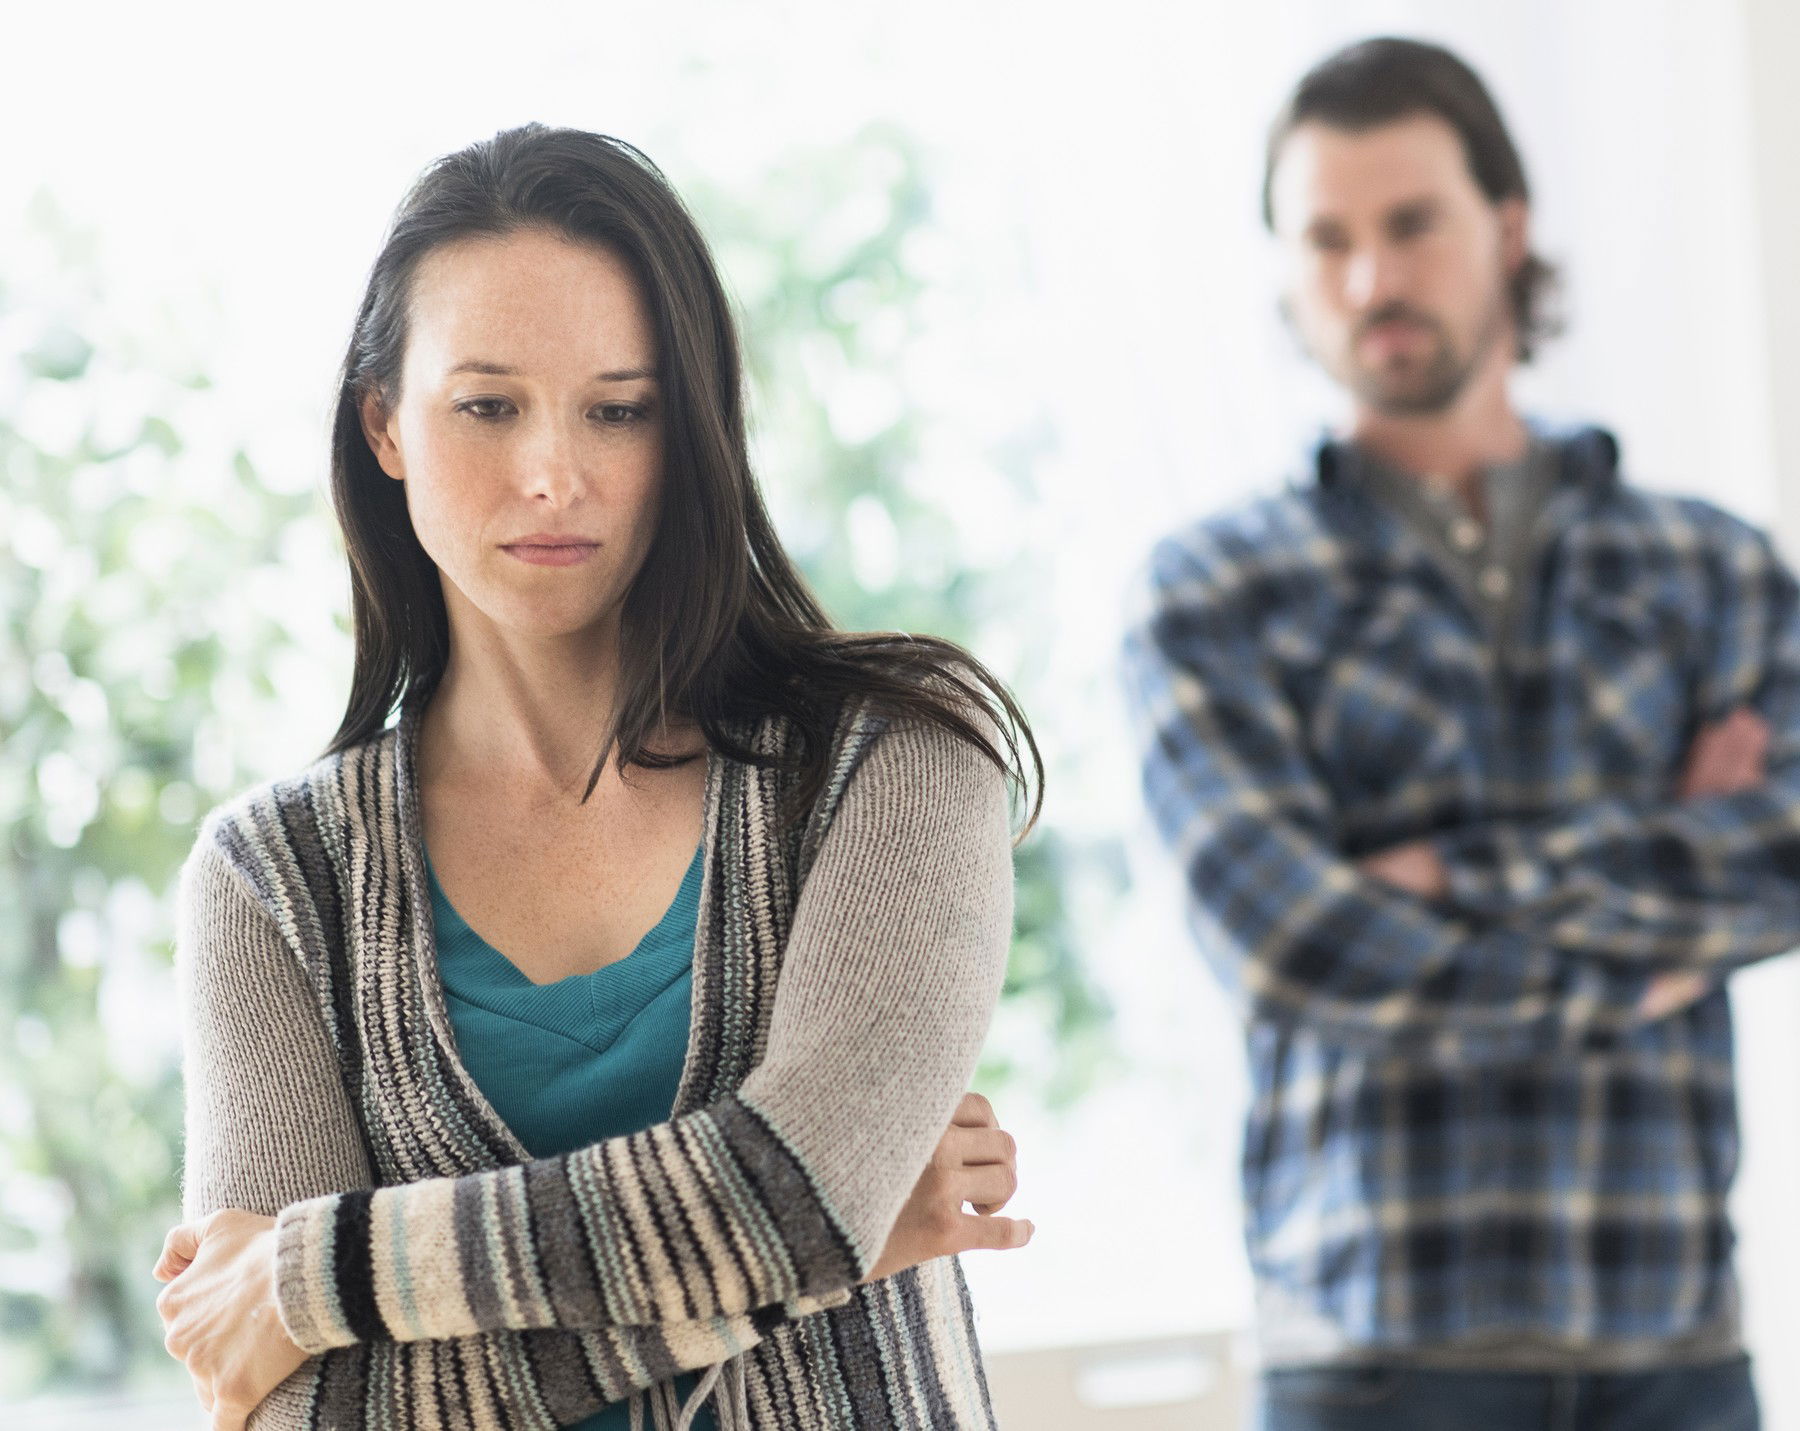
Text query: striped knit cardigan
175 700 1014 1429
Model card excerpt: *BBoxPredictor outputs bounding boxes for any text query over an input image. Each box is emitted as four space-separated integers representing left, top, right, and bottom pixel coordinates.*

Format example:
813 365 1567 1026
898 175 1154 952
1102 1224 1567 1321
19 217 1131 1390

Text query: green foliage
0 129 1115 1397
685 129 1117 1102
1 199 323 1395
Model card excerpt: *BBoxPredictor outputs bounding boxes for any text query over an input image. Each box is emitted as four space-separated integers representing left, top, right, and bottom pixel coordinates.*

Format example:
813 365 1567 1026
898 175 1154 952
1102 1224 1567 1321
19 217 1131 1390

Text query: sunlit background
8 0 1800 1425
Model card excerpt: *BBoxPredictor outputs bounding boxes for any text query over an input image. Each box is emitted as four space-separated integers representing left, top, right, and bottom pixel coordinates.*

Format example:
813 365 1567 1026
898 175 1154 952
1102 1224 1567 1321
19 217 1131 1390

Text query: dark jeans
1259 1357 1758 1431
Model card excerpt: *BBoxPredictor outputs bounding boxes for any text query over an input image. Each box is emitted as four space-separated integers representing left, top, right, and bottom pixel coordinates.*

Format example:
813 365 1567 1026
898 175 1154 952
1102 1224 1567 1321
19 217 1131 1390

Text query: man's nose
1343 246 1403 311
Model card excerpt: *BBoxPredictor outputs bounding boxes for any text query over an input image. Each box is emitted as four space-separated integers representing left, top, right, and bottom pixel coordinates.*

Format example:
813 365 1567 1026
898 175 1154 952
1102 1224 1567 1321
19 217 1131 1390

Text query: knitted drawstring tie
627 1357 741 1431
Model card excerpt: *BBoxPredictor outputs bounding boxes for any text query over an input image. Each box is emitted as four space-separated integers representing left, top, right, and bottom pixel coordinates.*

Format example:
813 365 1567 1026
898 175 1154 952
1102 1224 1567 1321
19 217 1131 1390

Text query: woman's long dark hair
324 124 1040 829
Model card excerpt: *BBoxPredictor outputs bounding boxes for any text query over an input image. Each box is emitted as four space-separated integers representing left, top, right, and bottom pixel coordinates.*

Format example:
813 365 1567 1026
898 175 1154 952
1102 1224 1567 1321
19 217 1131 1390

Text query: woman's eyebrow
444 360 658 382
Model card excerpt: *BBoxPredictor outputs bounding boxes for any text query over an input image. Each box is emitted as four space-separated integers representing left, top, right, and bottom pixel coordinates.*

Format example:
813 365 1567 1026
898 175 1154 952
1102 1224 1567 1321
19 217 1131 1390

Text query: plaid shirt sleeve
1434 520 1800 973
1124 533 1667 1063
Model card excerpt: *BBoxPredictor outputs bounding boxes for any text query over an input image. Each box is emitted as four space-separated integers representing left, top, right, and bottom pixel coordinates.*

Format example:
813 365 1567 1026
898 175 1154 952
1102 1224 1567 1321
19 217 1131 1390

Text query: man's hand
1678 708 1770 802
153 1209 306 1430
1639 971 1710 1020
1358 841 1449 900
862 1092 1032 1284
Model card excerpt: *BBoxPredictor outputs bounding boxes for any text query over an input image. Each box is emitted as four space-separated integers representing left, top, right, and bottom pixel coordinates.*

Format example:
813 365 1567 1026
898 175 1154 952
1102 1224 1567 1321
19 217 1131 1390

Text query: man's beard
1338 290 1508 417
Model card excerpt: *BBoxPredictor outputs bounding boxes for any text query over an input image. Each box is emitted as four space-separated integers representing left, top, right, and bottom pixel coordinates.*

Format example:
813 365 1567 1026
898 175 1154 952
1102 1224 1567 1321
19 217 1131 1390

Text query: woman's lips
502 542 599 567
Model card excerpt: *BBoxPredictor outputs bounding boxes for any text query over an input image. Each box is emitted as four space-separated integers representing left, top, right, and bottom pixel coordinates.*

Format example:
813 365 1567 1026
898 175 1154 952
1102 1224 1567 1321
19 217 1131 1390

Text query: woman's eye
456 398 514 420
594 403 645 425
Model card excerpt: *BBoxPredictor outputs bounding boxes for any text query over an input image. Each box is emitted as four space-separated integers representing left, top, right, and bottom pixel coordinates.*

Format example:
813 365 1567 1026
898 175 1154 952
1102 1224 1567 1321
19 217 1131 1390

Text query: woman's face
362 227 663 648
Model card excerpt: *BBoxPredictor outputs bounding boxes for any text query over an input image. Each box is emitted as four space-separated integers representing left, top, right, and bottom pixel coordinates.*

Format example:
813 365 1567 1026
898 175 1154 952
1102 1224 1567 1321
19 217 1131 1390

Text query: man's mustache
1354 304 1445 342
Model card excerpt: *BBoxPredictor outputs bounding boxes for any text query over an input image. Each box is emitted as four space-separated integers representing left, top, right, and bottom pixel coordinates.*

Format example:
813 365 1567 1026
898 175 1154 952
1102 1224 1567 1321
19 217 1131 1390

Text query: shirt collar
1306 421 1622 496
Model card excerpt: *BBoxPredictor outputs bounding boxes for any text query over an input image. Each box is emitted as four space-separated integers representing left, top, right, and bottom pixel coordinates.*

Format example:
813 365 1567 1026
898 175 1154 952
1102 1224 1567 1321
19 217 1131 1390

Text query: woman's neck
420 613 623 802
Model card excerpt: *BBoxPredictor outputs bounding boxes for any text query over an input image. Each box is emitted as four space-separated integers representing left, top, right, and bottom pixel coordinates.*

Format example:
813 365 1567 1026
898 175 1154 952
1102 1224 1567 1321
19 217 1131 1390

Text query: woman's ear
360 391 404 481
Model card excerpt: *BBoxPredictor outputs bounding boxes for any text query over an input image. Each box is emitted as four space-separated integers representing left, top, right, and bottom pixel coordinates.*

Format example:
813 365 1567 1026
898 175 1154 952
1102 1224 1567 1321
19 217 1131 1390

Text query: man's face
1269 112 1526 416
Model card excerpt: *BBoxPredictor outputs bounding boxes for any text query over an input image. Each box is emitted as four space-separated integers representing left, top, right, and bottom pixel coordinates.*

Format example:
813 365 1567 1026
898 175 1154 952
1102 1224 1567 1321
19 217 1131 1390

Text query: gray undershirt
1349 438 1560 644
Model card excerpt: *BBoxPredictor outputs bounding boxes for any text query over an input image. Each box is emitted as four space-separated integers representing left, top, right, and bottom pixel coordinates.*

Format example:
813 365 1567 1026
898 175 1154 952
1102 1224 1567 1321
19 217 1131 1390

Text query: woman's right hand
861 1092 1032 1284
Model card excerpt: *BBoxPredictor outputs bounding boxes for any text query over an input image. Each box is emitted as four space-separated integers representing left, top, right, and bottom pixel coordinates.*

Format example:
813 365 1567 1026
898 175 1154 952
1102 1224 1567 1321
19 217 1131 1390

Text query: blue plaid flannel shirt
1123 426 1800 1363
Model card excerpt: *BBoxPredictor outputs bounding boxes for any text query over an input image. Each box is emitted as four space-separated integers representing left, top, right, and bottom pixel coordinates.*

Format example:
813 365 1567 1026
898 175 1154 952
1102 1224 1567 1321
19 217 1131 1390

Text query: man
1123 36 1800 1431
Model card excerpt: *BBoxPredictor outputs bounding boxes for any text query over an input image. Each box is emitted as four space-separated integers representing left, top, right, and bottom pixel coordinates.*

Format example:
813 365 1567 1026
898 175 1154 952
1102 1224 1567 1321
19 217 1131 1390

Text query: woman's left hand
153 1209 307 1430
861 1092 1031 1284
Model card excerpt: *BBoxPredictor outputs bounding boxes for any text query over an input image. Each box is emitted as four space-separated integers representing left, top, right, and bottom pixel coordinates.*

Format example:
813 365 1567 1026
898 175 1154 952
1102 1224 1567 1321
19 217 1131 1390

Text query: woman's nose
522 417 587 504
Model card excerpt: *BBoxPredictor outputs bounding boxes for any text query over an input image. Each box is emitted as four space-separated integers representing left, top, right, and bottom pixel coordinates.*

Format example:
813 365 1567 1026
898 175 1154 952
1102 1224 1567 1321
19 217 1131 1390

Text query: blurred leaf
20 328 93 383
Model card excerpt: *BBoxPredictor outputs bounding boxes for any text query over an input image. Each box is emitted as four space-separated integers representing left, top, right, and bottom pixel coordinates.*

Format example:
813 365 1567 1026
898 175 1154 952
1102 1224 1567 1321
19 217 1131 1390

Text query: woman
152 125 1038 1431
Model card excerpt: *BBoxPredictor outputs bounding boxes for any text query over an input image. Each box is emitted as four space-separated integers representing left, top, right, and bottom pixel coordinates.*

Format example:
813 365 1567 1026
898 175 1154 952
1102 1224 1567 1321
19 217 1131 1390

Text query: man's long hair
1263 37 1562 361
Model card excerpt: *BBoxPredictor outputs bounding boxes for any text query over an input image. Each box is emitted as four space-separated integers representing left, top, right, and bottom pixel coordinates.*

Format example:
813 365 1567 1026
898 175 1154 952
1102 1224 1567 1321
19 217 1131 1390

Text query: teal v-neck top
427 847 714 1431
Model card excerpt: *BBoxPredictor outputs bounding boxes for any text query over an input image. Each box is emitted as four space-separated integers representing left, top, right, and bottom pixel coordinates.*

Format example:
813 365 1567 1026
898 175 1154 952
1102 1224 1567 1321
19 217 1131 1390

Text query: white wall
1727 4 1800 1429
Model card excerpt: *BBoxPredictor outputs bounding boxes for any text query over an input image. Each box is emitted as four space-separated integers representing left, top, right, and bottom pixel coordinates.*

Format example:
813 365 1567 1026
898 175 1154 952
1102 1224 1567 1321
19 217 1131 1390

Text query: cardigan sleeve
175 832 372 1428
271 716 1014 1351
180 815 826 1421
177 834 376 1222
